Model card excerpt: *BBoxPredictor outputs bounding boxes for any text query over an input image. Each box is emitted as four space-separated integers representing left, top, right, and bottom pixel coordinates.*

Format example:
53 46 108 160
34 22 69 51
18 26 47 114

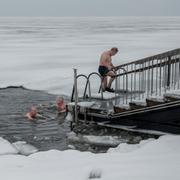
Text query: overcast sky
0 0 179 17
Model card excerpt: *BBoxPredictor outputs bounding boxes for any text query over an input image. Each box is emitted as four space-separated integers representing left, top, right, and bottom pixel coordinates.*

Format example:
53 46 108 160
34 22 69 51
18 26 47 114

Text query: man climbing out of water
98 47 118 93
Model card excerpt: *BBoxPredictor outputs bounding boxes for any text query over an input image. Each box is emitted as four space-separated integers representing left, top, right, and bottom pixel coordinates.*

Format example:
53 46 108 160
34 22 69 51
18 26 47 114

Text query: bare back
99 51 112 70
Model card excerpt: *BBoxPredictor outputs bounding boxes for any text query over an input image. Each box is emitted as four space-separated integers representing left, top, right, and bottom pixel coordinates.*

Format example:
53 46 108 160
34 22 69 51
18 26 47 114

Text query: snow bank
0 135 180 180
107 138 155 153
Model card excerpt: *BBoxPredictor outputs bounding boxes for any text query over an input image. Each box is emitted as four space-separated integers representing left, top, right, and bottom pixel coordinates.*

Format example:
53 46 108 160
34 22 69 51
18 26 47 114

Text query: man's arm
110 62 118 71
110 62 115 68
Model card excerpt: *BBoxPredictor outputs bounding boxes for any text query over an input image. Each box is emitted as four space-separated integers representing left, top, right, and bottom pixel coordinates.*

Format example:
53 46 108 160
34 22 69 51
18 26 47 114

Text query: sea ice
0 137 18 155
12 141 38 156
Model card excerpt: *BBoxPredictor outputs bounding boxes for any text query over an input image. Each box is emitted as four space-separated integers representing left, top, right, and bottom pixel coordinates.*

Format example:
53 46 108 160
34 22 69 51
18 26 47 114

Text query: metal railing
71 71 104 102
115 48 180 104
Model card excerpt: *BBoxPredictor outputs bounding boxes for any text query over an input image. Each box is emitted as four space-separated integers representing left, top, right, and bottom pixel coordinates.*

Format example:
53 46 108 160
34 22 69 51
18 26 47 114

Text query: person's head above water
56 97 66 112
56 97 64 105
30 106 37 116
110 47 118 56
26 106 37 120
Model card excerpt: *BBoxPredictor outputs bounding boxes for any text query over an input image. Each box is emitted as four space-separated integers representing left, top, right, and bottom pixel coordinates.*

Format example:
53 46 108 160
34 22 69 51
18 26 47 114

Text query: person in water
98 47 118 92
56 97 67 113
26 106 39 120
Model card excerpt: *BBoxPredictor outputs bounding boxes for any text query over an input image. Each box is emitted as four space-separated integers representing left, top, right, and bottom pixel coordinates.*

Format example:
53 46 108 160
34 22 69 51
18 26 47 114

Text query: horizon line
0 15 180 18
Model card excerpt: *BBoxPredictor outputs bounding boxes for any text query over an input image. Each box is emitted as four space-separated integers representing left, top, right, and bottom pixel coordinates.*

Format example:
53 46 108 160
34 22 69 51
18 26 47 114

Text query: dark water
0 87 70 151
0 87 157 153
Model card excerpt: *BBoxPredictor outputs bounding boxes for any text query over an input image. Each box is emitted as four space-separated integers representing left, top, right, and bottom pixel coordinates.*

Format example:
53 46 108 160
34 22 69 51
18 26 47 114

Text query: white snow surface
115 104 130 110
147 96 165 102
68 101 95 107
164 90 180 99
0 17 180 95
131 99 147 106
0 135 180 180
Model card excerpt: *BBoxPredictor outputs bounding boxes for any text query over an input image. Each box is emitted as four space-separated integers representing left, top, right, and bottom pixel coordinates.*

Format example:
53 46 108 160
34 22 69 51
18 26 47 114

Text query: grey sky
0 0 179 16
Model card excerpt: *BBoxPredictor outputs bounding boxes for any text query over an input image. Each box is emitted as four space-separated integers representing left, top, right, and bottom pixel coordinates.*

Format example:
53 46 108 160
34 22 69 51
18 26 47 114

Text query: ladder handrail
83 72 103 99
71 74 88 102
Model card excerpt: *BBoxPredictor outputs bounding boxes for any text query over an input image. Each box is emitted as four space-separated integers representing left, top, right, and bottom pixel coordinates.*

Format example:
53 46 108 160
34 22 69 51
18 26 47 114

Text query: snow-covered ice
0 135 180 180
0 17 180 95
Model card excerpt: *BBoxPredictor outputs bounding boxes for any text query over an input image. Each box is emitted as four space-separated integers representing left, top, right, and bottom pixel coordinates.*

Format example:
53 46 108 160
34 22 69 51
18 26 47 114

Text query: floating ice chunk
67 132 124 147
12 141 38 156
83 135 123 146
0 137 18 155
67 132 80 142
68 145 76 150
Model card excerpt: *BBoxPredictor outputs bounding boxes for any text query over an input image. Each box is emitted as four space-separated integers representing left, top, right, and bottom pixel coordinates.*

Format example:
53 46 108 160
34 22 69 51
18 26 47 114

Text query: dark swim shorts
98 66 109 76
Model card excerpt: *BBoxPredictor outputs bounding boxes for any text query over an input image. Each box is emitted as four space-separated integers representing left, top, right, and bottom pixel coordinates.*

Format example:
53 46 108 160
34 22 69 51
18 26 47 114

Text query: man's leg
106 71 116 89
102 76 107 91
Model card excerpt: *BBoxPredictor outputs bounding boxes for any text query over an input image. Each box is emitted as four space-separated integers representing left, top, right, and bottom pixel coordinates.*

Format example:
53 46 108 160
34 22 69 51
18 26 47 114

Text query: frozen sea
0 17 180 180
0 16 180 95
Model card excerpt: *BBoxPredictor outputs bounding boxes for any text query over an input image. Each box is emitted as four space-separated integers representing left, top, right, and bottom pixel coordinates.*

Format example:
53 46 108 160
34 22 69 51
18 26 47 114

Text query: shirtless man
98 47 118 92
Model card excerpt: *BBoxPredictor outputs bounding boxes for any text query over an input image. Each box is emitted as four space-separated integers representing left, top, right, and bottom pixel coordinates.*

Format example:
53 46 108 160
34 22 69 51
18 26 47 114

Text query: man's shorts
98 66 109 76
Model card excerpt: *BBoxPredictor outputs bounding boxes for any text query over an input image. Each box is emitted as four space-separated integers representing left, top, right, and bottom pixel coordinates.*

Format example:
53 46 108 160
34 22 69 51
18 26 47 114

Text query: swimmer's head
31 106 37 113
56 97 64 104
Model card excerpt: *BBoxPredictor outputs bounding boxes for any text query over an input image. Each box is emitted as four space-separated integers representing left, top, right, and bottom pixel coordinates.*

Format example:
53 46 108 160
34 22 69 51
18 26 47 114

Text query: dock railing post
73 68 78 125
167 56 171 89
